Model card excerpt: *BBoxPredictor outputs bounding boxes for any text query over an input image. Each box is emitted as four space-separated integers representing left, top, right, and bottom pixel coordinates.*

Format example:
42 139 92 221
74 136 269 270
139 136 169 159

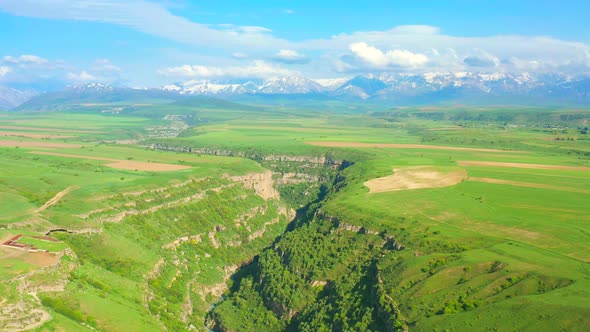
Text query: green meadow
0 105 589 331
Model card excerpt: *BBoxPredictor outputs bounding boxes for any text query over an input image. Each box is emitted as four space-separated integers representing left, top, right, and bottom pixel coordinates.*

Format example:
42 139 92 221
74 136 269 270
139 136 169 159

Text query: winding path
36 186 79 213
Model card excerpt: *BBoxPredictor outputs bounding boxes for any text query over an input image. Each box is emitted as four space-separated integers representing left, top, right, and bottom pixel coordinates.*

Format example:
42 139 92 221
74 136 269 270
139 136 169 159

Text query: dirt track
105 161 191 171
468 177 590 194
30 151 191 172
306 141 521 153
0 131 75 139
365 166 467 193
0 125 102 133
36 186 78 212
0 140 82 148
458 160 590 171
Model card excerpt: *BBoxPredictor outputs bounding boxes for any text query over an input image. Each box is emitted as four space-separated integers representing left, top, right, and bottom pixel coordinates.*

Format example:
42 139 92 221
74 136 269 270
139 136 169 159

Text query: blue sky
1 0 589 88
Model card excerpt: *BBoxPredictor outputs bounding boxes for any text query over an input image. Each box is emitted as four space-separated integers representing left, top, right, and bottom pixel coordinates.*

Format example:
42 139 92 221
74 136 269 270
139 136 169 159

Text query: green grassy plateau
0 104 588 331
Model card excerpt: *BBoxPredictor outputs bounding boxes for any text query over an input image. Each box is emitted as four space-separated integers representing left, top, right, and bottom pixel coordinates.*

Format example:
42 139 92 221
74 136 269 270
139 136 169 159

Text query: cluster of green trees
40 294 96 327
211 215 406 331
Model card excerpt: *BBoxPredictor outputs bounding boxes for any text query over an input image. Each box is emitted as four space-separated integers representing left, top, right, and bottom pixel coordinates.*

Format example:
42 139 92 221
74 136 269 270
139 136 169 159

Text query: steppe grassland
315 140 589 330
1 107 589 330
179 106 589 330
0 111 287 330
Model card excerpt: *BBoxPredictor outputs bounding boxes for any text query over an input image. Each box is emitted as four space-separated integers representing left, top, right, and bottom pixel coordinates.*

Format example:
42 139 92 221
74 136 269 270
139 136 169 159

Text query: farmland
0 104 589 331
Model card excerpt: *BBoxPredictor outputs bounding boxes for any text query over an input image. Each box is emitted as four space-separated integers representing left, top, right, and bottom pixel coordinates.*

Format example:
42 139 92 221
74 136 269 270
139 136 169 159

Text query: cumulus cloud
0 54 69 86
0 54 123 87
0 0 589 79
349 42 428 68
463 52 500 68
3 54 48 65
0 66 11 77
464 56 496 68
92 59 121 73
305 25 590 75
67 70 96 82
158 60 297 79
231 52 248 60
272 49 309 64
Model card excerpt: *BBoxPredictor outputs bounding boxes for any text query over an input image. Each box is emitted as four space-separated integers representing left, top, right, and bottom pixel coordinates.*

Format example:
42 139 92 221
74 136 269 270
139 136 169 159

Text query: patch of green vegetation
1 104 589 331
17 237 68 252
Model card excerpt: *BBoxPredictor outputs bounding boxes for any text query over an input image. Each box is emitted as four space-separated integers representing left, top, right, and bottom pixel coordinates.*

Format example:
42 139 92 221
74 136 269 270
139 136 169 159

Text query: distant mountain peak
150 71 590 103
0 86 38 109
68 82 114 92
6 71 590 110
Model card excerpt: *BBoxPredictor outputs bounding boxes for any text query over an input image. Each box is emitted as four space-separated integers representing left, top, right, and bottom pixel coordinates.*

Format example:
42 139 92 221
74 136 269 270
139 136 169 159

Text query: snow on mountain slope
10 71 590 108
313 78 349 90
0 86 38 109
257 77 325 94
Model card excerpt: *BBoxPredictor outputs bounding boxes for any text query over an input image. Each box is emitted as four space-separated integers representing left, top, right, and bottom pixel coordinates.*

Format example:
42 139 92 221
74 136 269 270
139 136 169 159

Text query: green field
0 105 589 331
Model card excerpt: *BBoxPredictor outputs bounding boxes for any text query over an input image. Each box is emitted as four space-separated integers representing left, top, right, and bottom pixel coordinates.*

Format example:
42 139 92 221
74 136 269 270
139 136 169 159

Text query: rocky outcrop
228 170 280 201
273 172 320 185
316 210 405 251
144 144 344 168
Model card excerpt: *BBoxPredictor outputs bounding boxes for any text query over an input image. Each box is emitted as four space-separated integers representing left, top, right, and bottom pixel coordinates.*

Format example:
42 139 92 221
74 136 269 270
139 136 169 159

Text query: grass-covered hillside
0 103 589 331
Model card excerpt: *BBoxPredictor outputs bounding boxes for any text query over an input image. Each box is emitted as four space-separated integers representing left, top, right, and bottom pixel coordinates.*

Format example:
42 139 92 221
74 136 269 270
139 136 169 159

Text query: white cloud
0 0 589 78
305 25 590 74
92 59 121 73
463 51 500 68
349 42 428 68
3 54 48 65
0 54 122 87
277 50 300 58
236 26 272 34
0 0 288 51
272 49 309 64
158 60 296 79
0 66 11 77
231 52 248 60
67 70 96 82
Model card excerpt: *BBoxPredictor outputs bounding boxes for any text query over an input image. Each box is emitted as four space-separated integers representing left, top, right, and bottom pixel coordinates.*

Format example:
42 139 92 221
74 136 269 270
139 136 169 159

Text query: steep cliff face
9 168 304 331
208 163 410 332
145 143 346 209
144 143 343 168
228 170 280 201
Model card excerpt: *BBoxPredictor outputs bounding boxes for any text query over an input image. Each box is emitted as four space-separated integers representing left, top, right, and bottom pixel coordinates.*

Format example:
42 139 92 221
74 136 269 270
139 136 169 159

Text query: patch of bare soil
306 141 522 153
23 252 60 267
0 125 102 133
472 153 526 159
364 166 467 193
0 131 75 139
468 177 590 194
458 160 590 171
30 151 191 172
0 140 82 148
105 161 191 171
426 126 465 131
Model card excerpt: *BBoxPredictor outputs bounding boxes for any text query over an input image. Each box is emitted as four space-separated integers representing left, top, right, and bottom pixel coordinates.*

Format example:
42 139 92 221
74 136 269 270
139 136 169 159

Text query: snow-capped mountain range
160 72 590 101
162 76 326 96
6 71 590 109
